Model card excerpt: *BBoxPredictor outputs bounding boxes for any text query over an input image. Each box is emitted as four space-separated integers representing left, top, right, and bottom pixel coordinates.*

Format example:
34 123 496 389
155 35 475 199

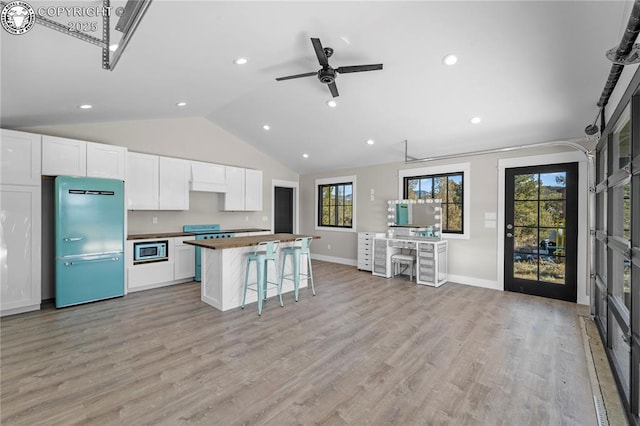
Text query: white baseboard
447 274 501 291
311 254 357 267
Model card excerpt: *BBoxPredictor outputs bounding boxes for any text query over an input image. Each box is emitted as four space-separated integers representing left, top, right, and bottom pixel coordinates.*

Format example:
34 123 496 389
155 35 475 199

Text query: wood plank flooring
1 261 597 425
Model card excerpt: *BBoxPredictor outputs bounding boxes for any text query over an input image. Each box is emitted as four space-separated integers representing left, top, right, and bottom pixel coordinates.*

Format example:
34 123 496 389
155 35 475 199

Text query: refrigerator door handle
63 237 84 242
64 256 120 266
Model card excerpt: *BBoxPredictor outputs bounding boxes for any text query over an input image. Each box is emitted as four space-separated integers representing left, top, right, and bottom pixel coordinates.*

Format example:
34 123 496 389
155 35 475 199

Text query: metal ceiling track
0 0 152 71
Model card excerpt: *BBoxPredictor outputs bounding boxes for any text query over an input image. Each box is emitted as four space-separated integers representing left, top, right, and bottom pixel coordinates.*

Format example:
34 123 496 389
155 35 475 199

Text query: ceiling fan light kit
276 37 383 98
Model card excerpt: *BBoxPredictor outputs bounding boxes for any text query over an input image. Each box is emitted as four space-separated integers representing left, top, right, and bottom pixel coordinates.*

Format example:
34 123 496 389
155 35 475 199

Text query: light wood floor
1 261 597 425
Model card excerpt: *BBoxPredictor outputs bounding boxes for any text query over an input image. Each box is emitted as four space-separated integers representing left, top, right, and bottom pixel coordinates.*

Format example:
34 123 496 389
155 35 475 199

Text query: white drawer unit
416 240 448 287
372 238 391 278
358 232 384 271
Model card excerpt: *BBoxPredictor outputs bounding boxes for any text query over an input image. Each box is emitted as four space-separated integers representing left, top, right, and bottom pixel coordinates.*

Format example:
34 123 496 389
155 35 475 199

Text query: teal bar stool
242 240 282 315
280 237 315 301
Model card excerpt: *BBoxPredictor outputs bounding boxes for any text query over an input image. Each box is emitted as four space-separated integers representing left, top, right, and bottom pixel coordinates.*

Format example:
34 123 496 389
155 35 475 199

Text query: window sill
315 226 356 233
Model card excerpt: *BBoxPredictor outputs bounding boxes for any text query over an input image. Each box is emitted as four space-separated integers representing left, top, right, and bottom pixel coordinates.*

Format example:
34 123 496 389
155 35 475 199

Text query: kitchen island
185 233 318 311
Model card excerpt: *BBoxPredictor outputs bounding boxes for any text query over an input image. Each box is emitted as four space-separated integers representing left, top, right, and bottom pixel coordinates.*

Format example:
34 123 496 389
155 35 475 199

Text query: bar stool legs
280 237 315 302
242 240 282 315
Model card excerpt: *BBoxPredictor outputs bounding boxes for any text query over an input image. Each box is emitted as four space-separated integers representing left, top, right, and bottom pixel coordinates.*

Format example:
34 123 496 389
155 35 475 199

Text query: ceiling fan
275 38 383 98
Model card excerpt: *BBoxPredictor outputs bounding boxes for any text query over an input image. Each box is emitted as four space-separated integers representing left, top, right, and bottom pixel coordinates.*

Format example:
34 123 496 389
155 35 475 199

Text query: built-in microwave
133 240 168 263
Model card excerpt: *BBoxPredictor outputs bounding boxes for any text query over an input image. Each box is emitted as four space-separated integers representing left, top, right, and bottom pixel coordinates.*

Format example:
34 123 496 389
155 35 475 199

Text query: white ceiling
0 1 633 174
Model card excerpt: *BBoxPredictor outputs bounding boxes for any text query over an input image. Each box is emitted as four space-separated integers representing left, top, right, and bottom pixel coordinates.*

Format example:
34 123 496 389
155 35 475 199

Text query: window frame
403 171 465 234
315 175 357 232
399 163 470 239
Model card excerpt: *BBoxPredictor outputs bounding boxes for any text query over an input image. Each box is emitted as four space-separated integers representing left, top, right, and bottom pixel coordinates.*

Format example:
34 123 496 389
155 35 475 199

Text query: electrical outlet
245 215 249 222
262 216 268 221
152 217 158 224
327 244 331 250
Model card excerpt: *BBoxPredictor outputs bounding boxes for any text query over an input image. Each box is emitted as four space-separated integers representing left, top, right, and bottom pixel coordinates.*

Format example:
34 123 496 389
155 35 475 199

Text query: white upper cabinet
42 135 86 176
0 129 41 185
159 156 189 210
86 142 126 180
41 135 126 180
245 169 263 211
126 153 190 210
190 161 227 192
221 166 245 211
221 166 262 211
126 152 159 210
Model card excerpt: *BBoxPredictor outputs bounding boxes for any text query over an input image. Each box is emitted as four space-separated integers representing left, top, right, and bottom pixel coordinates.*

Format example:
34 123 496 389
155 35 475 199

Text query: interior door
274 186 293 234
504 163 578 302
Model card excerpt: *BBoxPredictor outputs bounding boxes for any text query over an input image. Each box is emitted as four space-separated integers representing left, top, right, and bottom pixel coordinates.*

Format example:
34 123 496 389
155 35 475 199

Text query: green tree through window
404 172 464 233
318 182 353 228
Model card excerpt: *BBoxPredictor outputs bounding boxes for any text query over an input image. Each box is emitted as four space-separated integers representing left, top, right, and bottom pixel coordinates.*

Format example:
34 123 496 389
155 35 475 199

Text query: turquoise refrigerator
55 176 125 308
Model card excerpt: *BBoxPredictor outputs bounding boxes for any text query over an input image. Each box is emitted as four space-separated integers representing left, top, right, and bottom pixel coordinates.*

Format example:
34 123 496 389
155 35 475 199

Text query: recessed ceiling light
442 54 458 66
263 124 270 131
366 139 375 145
79 104 92 109
176 102 187 107
326 100 337 108
302 153 309 158
109 43 118 52
470 116 482 124
234 57 248 65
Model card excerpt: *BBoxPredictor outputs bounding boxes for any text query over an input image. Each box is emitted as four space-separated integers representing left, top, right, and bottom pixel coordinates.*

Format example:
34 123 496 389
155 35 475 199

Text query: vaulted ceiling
0 1 634 173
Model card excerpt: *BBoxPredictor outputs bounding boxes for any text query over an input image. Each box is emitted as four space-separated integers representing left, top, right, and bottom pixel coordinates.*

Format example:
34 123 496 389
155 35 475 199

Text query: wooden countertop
128 232 194 240
127 228 271 240
184 233 319 250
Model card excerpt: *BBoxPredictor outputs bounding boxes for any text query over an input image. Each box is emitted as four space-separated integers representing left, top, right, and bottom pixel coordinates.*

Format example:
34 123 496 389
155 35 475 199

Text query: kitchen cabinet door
159 157 189 210
1 185 41 316
245 169 263 211
0 129 41 186
86 142 127 180
42 135 87 176
221 166 245 211
174 237 195 280
126 152 159 210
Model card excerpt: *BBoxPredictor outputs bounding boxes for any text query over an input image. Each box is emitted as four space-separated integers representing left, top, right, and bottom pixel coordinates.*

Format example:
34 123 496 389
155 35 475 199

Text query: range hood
190 162 228 193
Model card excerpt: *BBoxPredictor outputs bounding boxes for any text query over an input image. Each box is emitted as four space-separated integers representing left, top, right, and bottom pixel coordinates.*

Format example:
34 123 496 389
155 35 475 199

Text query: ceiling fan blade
336 64 384 74
328 82 339 98
275 71 317 81
311 38 329 67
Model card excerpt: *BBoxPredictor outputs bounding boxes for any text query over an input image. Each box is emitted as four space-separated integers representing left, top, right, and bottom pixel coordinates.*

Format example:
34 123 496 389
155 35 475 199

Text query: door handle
506 233 514 238
64 237 83 242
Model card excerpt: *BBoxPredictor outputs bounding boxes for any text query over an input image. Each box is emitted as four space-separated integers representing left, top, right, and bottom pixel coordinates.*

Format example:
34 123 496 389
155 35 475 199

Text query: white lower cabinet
1 185 42 316
174 236 196 280
126 236 195 292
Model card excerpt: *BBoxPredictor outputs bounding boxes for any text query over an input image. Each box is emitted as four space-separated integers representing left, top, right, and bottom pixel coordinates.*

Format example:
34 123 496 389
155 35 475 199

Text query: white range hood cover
190 162 228 193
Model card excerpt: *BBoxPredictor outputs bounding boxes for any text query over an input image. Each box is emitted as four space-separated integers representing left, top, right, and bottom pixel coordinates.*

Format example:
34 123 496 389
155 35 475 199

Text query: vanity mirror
386 199 442 239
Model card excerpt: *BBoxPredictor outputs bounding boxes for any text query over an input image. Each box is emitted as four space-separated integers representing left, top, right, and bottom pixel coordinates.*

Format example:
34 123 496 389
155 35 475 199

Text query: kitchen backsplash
127 191 270 234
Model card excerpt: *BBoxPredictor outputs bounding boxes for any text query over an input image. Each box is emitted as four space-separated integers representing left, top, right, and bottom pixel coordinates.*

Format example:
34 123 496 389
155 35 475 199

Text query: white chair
391 253 416 282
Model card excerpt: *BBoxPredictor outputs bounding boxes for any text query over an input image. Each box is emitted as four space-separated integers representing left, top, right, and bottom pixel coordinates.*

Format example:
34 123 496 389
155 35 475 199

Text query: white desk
372 237 447 287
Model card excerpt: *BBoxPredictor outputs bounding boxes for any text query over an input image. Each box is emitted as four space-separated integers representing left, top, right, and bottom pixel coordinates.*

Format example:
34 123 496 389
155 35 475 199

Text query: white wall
23 117 299 234
300 142 591 301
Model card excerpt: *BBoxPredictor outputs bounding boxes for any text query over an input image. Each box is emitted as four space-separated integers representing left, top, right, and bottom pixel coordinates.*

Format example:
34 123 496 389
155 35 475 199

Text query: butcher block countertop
127 232 194 240
184 233 319 250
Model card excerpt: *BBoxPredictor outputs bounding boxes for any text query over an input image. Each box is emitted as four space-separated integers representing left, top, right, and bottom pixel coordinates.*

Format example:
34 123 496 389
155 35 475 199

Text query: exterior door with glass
504 163 578 302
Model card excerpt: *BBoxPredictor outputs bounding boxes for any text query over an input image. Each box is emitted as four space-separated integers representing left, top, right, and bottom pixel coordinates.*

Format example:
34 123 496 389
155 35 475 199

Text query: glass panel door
504 163 578 302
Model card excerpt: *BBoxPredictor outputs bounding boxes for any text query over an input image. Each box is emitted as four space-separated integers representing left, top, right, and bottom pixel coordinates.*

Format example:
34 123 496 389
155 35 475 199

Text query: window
403 172 464 233
399 163 469 238
316 176 356 231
